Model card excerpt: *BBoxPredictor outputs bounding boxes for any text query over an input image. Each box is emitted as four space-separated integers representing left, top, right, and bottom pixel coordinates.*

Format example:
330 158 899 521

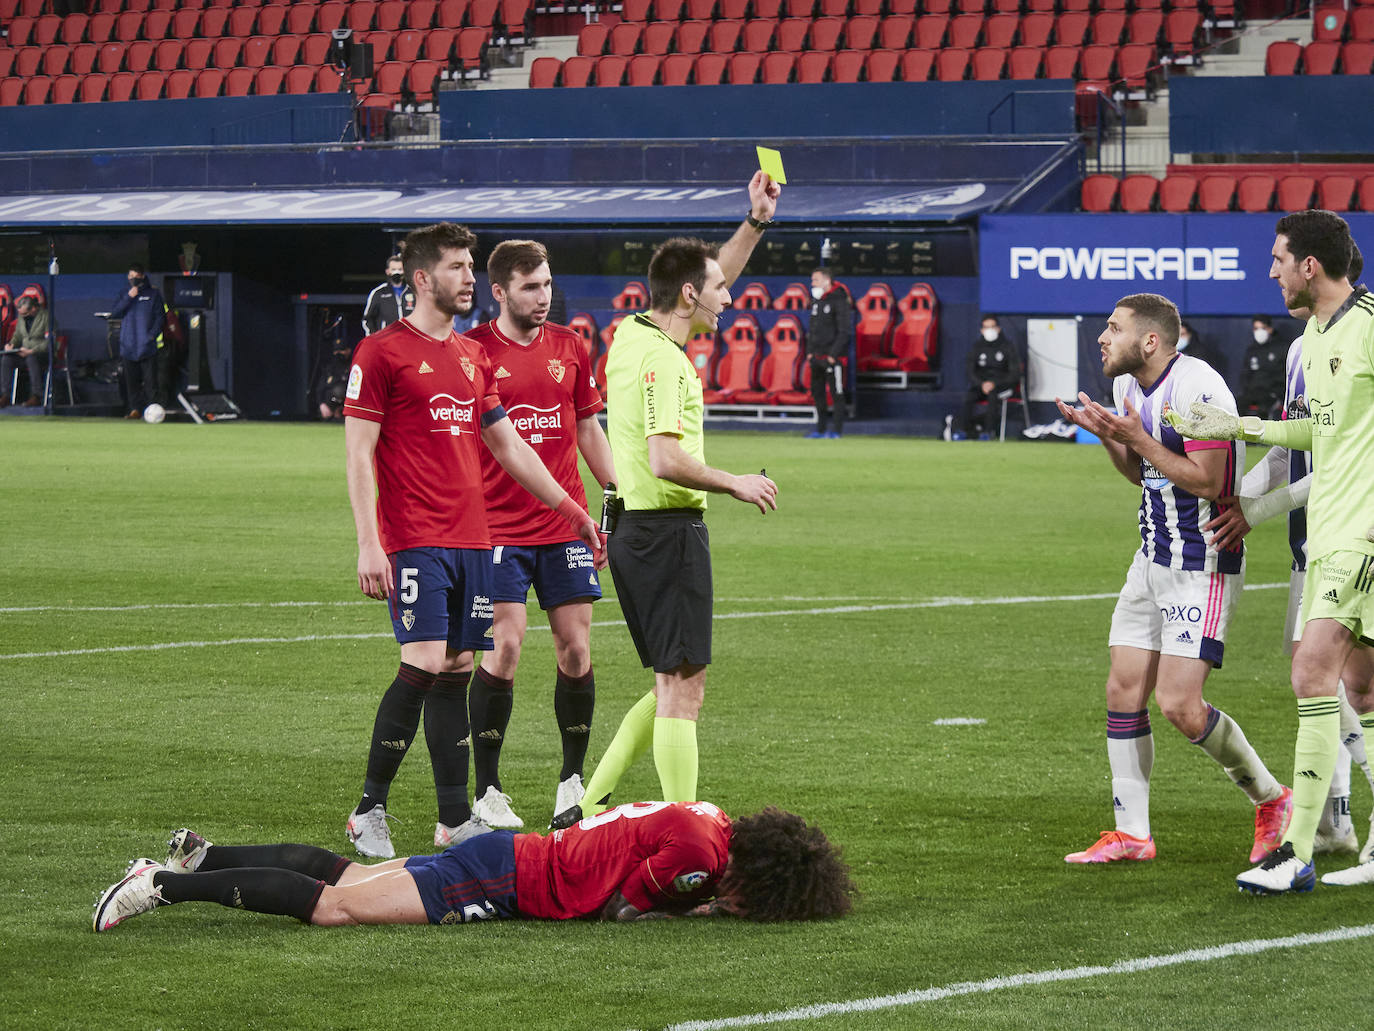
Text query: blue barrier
1170 76 1374 155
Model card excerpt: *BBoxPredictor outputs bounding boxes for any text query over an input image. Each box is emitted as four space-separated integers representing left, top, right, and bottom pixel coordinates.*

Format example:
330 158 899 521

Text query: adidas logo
477 729 503 741
380 738 408 750
1176 630 1193 643
1298 768 1321 780
495 366 511 379
1323 589 1340 603
418 360 434 374
563 723 590 735
1112 795 1124 810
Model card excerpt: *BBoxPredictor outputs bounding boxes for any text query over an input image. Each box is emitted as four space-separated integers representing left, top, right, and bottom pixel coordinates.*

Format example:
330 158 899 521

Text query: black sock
197 844 352 884
554 666 595 781
358 663 435 813
425 670 472 827
153 868 325 923
470 666 514 797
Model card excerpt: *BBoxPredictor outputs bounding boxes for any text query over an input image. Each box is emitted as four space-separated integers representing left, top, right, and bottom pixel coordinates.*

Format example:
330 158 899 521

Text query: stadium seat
1007 46 1044 79
212 39 243 69
96 43 125 75
406 60 441 99
831 49 864 82
659 53 694 84
970 47 1006 79
875 15 912 49
392 30 425 62
566 313 599 363
223 67 255 97
1312 4 1347 42
686 0 717 18
51 74 80 104
373 61 407 97
914 14 949 48
424 29 457 62
113 11 144 42
1358 175 1374 213
674 21 710 54
528 55 559 87
1054 12 1090 47
1119 173 1160 212
772 283 811 310
69 44 99 76
1078 43 1116 80
621 0 653 19
864 49 900 81
78 73 108 102
759 50 794 82
922 0 953 14
884 283 938 373
845 15 879 49
316 1 348 32
0 51 12 80
595 54 628 86
284 2 317 33
227 7 258 37
270 36 301 67
86 12 115 44
20 74 51 105
693 52 728 84
983 13 1017 48
705 315 761 404
1164 10 1201 61
1275 175 1316 211
256 4 289 35
1089 10 1126 44
127 40 158 73
133 69 165 100
467 0 501 28
641 22 675 55
796 51 830 81
947 13 982 48
1318 174 1357 211
1265 40 1302 75
784 0 815 17
376 0 407 31
1304 40 1340 74
735 316 809 405
742 19 776 51
198 8 229 37
1042 45 1079 78
854 282 896 371
886 0 918 14
302 34 333 65
1019 12 1053 48
626 54 660 85
346 1 379 31
809 16 845 49
11 47 42 78
1126 10 1163 46
1080 173 1120 212
717 0 749 17
0 78 23 106
455 27 489 78
241 36 274 68
42 45 71 78
1116 43 1157 92
708 20 743 52
1342 40 1374 73
612 281 649 310
684 331 719 391
900 48 935 81
1236 174 1275 212
169 9 200 39
162 67 194 99
1196 174 1237 212
727 51 762 83
1352 7 1374 39
184 39 215 70
607 22 641 56
32 14 61 46
4 15 33 47
312 66 341 92
283 64 316 94
733 282 772 310
774 17 808 50
364 30 396 62
752 0 783 17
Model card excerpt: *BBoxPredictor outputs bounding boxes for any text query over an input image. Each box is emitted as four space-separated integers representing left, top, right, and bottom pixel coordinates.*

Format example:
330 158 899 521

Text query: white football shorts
1108 550 1244 668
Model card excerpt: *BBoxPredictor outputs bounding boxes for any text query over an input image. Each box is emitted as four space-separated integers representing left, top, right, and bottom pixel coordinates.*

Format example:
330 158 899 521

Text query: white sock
1338 680 1374 793
1108 732 1153 839
1192 706 1281 805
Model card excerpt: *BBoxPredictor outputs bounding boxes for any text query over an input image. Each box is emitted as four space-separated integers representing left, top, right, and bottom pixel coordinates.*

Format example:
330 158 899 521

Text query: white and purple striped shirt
1112 353 1244 574
1283 336 1311 570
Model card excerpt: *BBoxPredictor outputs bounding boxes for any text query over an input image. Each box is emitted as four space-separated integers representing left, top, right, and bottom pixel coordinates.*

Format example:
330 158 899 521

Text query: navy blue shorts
387 547 494 650
492 541 601 609
403 830 520 925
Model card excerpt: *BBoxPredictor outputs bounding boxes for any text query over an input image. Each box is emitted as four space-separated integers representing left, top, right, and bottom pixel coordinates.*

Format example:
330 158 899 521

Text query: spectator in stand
952 315 1022 441
452 293 492 337
0 285 16 348
1237 314 1287 419
1176 321 1224 378
111 264 165 420
0 288 50 408
362 255 416 337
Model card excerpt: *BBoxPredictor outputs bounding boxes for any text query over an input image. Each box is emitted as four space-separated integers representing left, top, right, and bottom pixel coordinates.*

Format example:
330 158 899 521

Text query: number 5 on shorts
399 567 419 604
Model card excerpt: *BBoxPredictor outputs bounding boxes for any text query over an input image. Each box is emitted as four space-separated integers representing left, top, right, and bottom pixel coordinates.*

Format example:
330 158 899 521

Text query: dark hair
813 267 835 283
980 314 1000 325
487 239 549 290
1251 314 1274 327
401 223 478 285
1275 209 1352 282
719 807 856 922
1115 292 1180 348
128 263 146 275
1349 240 1364 283
648 236 719 312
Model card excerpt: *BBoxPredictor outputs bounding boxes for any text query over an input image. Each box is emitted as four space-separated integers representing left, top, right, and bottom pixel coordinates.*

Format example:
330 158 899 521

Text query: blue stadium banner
979 213 1374 316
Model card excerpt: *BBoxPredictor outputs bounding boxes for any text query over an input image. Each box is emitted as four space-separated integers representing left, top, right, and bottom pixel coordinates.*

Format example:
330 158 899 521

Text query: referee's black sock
470 666 514 797
153 868 326 923
425 670 472 828
554 666 595 782
196 844 352 885
358 663 435 813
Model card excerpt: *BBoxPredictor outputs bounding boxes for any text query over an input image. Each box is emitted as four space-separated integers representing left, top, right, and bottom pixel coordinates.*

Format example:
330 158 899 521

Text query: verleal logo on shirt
428 392 475 434
509 403 562 443
673 871 709 894
547 358 566 383
346 364 363 400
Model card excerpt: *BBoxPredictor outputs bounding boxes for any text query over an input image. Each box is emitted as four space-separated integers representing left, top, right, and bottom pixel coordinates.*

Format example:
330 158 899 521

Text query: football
143 403 166 424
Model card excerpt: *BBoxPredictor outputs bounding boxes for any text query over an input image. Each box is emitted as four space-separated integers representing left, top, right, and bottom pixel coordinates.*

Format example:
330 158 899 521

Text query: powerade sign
978 213 1374 315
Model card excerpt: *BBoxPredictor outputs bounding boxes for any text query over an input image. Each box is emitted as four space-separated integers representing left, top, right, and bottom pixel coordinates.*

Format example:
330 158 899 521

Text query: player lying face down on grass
94 802 855 930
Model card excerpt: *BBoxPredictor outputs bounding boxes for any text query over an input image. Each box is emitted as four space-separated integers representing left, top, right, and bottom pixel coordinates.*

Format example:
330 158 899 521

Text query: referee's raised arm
716 171 781 287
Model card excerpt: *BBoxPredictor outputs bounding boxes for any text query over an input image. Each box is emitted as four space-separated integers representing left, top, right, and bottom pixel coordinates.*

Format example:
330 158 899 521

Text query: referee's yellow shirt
605 313 709 512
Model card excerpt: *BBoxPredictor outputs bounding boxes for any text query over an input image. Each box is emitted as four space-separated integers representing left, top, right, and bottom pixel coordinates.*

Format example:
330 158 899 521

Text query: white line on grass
0 583 1288 661
0 595 897 614
658 923 1374 1031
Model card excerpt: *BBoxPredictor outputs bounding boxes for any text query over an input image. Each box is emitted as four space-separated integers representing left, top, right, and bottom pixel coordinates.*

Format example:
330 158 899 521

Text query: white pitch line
659 923 1374 1031
0 583 1288 662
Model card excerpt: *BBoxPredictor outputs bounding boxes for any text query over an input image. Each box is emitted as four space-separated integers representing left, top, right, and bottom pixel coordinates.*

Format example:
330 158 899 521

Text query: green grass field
3 420 1372 1031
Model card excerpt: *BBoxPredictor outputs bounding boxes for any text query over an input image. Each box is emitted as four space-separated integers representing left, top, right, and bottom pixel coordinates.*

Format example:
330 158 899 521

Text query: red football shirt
468 320 604 545
513 801 732 919
343 318 504 553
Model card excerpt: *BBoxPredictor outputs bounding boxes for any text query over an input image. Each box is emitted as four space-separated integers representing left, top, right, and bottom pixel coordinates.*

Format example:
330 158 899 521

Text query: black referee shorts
607 508 712 673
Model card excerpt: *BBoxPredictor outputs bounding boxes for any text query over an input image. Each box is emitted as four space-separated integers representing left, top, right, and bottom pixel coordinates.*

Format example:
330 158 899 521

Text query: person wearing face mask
804 267 851 439
362 255 416 338
1175 321 1224 379
953 315 1022 440
110 264 165 420
1237 314 1287 419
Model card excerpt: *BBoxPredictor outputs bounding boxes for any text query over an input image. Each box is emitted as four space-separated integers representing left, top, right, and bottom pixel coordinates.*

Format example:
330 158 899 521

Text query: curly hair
719 807 856 922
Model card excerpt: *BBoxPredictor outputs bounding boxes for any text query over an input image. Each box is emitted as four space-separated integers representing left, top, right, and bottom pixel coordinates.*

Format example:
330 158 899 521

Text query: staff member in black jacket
956 315 1022 440
362 254 416 337
805 268 850 439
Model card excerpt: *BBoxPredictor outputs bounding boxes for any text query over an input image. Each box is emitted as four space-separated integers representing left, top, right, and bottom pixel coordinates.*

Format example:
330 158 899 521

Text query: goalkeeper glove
1162 400 1263 441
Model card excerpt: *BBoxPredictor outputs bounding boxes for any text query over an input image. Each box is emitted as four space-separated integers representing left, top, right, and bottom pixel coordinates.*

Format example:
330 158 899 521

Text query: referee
551 171 781 826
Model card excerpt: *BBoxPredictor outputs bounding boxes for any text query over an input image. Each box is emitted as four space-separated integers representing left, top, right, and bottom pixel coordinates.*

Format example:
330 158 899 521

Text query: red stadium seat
708 19 743 52
727 51 762 83
316 2 348 33
227 7 257 37
302 34 333 65
5 15 33 46
900 48 935 81
752 0 782 17
674 21 710 54
86 12 115 43
0 77 25 106
346 1 378 31
830 49 864 81
135 69 165 99
312 66 341 92
373 61 407 96
693 51 727 83
191 68 223 97
922 0 952 13
169 9 199 39
1164 10 1201 60
594 54 627 85
113 11 144 41
270 36 301 67
936 46 971 79
913 14 948 48
809 16 845 49
223 67 255 96
567 313 599 363
78 73 108 102
1116 43 1157 92
686 0 717 18
626 53 660 85
661 52 694 84
983 13 1017 48
1078 43 1115 80
1054 12 1090 47
1081 173 1120 212
392 29 425 62
1312 4 1347 41
889 283 939 373
784 0 815 17
455 27 489 77
126 40 156 72
607 22 641 56
705 315 761 404
467 0 500 27
1303 40 1340 74
1265 41 1301 75
971 47 1006 79
1352 7 1374 39
796 51 830 81
1119 174 1160 212
32 14 61 46
612 281 649 310
1235 174 1275 212
772 283 811 310
886 0 918 13
184 39 215 69
285 3 318 33
877 15 914 49
364 30 395 62
256 4 289 35
774 17 808 51
198 8 229 38
1089 10 1125 44
283 64 315 94
51 73 80 103
1276 175 1317 211
69 44 99 75
732 282 772 310
845 15 879 49
620 0 653 19
1342 40 1374 73
96 43 125 75
1019 12 1053 48
164 67 195 98
528 55 559 87
1127 10 1163 45
0 51 13 79
1196 174 1237 212
735 316 809 405
641 22 675 55
42 45 71 77
241 36 274 68
1319 174 1357 211
684 332 719 391
864 49 900 81
948 13 982 48
760 51 793 80
212 38 243 68
561 52 597 82
406 60 442 99
742 19 776 51
12 46 42 77
854 283 895 371
154 39 184 72
376 0 408 31
1008 46 1044 79
717 0 748 17
1360 176 1374 213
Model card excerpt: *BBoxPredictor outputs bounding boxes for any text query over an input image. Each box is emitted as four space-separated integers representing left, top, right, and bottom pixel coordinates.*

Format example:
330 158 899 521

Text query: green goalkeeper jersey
1288 288 1374 563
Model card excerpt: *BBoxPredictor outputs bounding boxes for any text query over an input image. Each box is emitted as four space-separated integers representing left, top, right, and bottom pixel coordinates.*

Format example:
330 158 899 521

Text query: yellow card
756 145 786 186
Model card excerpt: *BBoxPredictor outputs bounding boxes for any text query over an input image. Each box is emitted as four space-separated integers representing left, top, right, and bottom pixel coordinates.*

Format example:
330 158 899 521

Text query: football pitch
3 419 1372 1031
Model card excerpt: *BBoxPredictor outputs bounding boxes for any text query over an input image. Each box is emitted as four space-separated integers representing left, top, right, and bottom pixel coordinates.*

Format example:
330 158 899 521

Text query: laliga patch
673 870 709 894
346 364 363 400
